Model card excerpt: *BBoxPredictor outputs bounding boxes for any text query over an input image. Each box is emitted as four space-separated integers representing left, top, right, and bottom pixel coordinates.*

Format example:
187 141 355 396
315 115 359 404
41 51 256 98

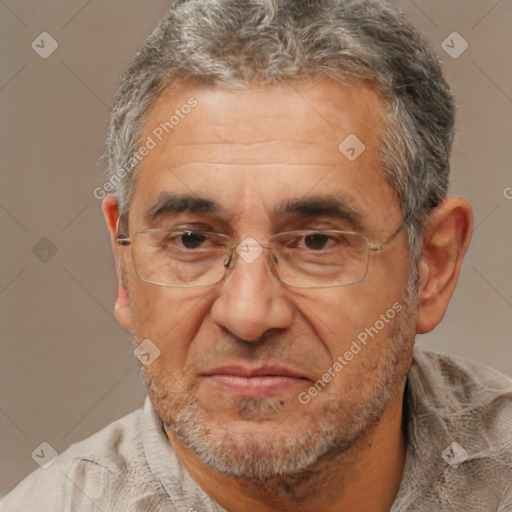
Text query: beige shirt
2 347 512 511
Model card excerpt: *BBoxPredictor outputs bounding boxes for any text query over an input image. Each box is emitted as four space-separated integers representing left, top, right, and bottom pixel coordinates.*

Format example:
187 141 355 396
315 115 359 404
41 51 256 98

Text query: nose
210 239 294 342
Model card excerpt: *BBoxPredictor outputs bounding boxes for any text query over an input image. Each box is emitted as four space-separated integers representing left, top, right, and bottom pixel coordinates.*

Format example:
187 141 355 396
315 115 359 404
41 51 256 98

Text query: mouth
201 365 309 398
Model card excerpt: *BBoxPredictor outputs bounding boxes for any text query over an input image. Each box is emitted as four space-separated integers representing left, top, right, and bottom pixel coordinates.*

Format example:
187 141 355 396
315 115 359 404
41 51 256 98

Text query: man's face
119 78 417 478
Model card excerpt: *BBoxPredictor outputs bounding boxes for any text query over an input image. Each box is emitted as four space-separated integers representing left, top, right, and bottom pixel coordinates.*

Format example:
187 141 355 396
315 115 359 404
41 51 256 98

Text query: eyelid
147 210 229 230
273 219 358 233
154 223 221 234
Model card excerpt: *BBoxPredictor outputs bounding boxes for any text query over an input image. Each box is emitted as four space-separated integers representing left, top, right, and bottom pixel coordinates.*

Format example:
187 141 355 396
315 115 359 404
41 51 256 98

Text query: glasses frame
115 214 408 289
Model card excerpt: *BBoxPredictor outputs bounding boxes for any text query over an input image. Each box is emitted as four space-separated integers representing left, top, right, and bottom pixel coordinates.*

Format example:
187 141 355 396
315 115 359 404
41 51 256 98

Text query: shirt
1 347 512 511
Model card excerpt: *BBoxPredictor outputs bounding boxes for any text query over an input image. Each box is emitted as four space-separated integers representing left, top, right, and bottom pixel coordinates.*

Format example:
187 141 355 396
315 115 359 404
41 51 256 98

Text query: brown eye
179 232 208 249
303 233 331 250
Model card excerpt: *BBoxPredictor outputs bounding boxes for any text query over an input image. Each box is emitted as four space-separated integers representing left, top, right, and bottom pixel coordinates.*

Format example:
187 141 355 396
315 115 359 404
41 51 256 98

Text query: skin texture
103 77 473 512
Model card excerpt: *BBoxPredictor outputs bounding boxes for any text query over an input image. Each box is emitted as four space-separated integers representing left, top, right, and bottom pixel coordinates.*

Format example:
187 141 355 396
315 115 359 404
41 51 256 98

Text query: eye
178 232 208 249
303 233 332 251
158 231 211 252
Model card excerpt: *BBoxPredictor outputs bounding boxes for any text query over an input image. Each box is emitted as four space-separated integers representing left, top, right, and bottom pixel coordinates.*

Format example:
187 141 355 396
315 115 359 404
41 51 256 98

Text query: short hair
105 0 455 264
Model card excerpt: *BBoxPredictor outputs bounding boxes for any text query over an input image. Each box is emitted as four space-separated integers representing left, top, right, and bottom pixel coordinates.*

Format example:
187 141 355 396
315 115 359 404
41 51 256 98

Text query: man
2 0 511 510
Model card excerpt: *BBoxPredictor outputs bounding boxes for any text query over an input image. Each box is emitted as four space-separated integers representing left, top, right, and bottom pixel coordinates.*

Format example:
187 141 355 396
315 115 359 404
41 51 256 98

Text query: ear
102 194 133 331
416 196 473 334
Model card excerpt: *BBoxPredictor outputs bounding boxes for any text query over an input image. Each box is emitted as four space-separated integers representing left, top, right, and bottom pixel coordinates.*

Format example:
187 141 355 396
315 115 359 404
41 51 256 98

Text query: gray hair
105 0 455 263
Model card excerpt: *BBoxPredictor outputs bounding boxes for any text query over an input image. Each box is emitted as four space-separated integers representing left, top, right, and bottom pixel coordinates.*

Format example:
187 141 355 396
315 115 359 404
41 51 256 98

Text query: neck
167 392 407 512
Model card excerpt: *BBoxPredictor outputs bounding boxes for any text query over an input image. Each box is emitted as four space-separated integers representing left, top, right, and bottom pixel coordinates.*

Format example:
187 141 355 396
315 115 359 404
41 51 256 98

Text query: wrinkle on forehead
131 78 399 235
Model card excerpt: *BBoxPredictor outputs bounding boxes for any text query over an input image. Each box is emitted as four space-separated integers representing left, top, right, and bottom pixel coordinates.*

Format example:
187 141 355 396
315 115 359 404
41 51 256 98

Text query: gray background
1 0 511 497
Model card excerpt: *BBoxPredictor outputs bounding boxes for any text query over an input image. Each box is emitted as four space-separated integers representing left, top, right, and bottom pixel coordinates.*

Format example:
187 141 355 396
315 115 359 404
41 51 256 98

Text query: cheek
298 288 413 389
296 277 407 358
130 285 212 366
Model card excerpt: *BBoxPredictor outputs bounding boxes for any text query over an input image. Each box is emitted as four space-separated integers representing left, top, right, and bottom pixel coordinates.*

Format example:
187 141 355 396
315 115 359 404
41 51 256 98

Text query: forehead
130 77 400 231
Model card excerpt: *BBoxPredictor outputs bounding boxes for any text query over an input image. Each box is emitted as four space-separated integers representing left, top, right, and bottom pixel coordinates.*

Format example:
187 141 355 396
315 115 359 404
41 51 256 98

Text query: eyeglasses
116 215 407 288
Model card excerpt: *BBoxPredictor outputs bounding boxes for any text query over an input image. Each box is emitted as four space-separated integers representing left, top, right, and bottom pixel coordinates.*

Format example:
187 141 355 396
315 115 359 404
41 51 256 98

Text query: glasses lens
271 231 370 288
132 230 230 287
129 229 370 288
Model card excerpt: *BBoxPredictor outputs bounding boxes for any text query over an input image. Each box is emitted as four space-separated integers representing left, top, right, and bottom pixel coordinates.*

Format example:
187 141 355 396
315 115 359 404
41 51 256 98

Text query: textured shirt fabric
2 347 512 512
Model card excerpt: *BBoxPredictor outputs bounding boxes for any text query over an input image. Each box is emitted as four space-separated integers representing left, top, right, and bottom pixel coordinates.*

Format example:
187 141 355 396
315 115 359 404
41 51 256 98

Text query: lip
201 365 308 397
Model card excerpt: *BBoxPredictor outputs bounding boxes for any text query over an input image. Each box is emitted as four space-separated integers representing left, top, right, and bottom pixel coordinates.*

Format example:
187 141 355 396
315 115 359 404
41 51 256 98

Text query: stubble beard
137 281 418 482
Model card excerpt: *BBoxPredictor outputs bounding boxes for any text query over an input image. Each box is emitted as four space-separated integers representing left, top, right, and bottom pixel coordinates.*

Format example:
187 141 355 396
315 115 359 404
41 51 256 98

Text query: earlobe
415 197 473 334
115 284 133 331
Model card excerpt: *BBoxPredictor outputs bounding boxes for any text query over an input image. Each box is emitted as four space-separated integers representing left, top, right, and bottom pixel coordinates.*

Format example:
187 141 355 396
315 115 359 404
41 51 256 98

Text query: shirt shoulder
410 347 512 462
392 347 512 511
2 398 225 512
411 347 512 407
0 406 156 512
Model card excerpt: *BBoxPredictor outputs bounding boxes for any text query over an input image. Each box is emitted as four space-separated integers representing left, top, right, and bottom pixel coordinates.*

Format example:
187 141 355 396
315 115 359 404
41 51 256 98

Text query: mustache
185 332 326 376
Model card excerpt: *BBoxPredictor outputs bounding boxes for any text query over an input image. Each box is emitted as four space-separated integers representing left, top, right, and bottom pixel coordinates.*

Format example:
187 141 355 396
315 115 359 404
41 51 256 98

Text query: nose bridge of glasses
222 237 277 279
232 236 269 265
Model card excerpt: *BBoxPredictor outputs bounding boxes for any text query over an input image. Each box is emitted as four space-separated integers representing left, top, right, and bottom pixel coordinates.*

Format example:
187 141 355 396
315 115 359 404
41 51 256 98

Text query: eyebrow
144 192 366 231
275 195 366 231
145 193 224 224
